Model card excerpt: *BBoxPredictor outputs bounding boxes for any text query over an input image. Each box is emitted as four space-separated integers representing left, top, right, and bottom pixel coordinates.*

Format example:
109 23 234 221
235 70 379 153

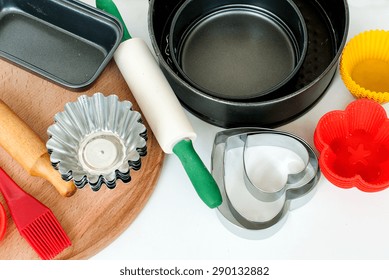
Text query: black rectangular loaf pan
0 0 122 90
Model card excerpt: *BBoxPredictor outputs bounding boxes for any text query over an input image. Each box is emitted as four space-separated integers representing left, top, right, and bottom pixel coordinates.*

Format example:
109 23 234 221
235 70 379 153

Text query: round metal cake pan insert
169 0 308 100
148 0 349 128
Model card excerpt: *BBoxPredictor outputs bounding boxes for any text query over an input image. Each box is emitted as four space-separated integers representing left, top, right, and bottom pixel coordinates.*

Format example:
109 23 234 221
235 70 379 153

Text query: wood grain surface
0 58 165 259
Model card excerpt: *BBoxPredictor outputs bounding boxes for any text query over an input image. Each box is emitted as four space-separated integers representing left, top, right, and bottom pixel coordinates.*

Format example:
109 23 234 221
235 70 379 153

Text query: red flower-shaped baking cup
314 99 389 192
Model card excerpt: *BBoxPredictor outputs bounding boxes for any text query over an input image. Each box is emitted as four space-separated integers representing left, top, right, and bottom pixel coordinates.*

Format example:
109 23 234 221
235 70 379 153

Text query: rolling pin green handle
173 140 222 208
96 0 131 42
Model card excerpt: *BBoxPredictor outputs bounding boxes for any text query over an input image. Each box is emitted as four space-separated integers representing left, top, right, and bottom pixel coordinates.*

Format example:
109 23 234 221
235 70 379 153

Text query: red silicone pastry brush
0 168 71 259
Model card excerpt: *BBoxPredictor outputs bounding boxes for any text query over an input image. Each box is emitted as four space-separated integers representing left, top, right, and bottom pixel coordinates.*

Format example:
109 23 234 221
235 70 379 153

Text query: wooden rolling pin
0 99 76 197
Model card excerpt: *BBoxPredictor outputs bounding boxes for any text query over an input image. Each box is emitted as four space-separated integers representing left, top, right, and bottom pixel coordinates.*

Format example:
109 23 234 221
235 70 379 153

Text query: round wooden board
0 59 165 259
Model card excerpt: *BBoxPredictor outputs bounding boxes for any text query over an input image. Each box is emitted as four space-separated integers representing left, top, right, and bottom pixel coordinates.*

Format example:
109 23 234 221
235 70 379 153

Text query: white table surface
81 0 389 260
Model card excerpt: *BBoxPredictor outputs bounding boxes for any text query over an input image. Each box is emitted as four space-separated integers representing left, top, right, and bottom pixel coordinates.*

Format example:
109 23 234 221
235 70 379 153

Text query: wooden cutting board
0 58 165 259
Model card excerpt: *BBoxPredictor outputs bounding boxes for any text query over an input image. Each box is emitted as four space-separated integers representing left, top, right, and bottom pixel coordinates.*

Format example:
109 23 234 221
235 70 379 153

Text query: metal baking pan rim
0 0 123 91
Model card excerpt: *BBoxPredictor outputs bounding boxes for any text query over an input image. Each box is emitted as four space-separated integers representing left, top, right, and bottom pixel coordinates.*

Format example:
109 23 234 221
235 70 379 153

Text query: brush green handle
173 140 222 208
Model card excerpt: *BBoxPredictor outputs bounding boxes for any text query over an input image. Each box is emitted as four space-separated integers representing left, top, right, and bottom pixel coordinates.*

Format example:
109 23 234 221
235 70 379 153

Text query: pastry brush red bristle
0 168 71 260
21 210 71 260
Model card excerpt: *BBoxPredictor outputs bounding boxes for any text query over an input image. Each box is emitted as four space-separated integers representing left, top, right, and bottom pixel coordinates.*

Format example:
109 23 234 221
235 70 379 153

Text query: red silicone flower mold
314 99 389 192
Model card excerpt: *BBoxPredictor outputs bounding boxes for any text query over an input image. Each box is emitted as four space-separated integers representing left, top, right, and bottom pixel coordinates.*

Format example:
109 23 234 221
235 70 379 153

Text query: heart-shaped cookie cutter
211 128 320 235
243 132 312 202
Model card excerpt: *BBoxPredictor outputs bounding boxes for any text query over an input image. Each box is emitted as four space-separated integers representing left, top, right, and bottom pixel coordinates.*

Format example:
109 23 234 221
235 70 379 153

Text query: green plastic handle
173 140 222 208
96 0 132 42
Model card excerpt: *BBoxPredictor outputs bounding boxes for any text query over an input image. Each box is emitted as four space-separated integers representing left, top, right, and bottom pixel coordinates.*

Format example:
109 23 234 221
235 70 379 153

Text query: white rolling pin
114 38 195 153
96 0 222 208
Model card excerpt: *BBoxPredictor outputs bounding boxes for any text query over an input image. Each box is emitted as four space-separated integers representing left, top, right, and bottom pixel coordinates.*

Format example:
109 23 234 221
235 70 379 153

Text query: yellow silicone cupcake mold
340 30 389 103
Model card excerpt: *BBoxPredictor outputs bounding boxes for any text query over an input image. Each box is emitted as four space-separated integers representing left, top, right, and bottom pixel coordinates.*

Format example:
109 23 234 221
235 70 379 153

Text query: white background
79 0 389 260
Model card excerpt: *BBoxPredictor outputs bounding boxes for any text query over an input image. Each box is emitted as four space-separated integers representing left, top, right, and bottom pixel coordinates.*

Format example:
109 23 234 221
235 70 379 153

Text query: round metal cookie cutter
211 128 320 237
46 93 147 191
